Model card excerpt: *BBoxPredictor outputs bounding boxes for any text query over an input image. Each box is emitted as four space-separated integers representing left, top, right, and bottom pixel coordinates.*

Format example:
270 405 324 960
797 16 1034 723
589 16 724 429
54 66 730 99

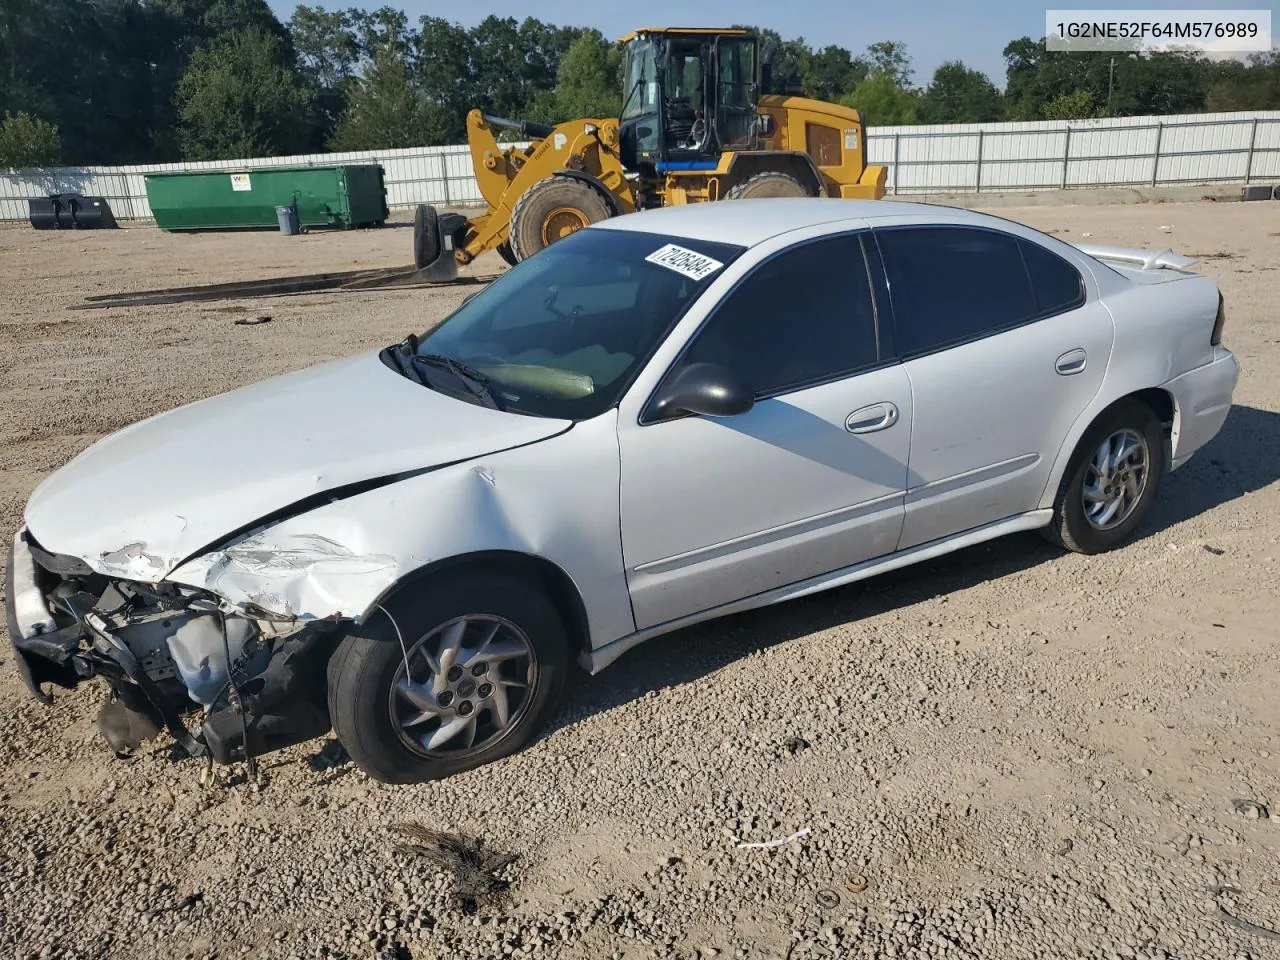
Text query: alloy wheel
389 615 537 758
1082 428 1151 530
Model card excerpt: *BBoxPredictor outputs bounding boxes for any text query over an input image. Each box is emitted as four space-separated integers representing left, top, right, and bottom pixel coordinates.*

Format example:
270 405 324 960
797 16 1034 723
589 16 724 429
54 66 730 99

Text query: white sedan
6 199 1239 783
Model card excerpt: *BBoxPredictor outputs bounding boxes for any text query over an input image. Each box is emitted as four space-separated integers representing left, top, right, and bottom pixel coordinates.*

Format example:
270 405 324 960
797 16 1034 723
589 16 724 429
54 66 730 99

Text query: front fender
166 412 634 649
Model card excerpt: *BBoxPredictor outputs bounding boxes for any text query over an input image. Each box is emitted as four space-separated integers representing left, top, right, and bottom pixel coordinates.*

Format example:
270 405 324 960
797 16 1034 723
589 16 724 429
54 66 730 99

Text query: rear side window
1021 239 1085 313
876 226 1079 357
678 234 879 397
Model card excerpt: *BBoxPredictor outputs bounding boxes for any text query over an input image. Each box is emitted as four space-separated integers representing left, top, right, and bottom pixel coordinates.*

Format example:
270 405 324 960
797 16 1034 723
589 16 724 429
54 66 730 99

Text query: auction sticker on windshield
645 244 725 281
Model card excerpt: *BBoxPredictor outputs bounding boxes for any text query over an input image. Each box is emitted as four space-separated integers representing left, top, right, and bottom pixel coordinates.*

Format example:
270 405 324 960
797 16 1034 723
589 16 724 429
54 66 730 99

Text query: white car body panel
165 412 637 643
1161 347 1239 470
613 215 918 629
587 510 1056 672
21 351 571 581
619 363 912 628
12 199 1239 685
896 300 1114 548
1035 261 1232 507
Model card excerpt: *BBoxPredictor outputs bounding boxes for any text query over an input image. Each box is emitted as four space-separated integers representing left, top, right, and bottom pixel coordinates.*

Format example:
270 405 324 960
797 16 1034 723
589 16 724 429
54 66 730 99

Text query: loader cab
619 28 761 175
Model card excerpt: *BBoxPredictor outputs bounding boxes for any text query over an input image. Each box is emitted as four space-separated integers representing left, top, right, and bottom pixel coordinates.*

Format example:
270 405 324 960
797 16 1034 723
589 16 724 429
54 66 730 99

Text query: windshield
406 229 745 419
622 38 659 121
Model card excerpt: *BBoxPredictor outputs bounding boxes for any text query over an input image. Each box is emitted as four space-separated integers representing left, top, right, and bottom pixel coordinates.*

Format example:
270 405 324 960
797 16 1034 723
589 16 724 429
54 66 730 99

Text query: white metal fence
3 110 1280 222
869 110 1280 194
0 144 486 222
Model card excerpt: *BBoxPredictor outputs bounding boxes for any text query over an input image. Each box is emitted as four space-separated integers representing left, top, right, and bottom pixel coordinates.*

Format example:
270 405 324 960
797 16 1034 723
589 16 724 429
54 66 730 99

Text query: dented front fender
165 414 636 649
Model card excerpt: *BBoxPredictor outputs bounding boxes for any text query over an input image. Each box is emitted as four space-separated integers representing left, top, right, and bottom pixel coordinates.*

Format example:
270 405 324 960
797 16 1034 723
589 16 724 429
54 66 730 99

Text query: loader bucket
413 204 467 282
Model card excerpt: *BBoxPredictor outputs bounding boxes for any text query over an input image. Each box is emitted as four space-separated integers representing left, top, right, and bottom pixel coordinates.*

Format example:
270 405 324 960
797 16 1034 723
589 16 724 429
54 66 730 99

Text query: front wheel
508 176 613 261
327 573 569 783
1045 398 1166 554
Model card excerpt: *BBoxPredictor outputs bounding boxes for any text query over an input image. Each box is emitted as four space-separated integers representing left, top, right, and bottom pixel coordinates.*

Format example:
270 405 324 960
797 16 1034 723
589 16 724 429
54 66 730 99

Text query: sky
266 0 1274 88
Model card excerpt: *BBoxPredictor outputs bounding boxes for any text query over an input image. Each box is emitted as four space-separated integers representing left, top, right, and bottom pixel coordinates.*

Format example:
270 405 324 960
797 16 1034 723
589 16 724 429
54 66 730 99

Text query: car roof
590 198 1011 248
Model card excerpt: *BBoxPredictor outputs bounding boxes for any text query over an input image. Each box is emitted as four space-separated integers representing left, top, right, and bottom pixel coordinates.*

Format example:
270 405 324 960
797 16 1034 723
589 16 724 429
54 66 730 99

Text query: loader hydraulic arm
480 114 556 141
453 109 635 266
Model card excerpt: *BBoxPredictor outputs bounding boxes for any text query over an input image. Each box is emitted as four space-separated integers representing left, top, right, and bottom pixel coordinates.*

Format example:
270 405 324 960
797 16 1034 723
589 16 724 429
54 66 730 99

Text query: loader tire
496 241 517 267
509 176 613 262
413 204 440 269
724 172 811 200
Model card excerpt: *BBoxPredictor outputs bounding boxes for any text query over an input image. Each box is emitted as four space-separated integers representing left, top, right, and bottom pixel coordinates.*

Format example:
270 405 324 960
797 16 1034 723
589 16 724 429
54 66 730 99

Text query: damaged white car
7 199 1239 784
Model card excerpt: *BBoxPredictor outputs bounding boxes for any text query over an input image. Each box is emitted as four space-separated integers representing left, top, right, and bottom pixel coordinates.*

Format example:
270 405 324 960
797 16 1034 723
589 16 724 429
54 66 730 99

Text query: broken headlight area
7 529 343 767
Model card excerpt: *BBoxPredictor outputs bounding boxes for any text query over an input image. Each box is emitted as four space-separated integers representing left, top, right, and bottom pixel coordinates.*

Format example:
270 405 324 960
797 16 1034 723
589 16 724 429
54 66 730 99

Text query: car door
872 224 1115 550
615 232 913 630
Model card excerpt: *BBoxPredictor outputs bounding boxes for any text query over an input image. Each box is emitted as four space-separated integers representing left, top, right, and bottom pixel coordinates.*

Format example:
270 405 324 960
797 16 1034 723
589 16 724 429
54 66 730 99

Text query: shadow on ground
553 403 1280 730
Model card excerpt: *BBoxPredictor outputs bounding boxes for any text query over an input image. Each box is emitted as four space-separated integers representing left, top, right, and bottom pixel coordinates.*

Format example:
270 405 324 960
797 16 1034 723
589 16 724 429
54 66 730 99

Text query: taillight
1211 292 1226 346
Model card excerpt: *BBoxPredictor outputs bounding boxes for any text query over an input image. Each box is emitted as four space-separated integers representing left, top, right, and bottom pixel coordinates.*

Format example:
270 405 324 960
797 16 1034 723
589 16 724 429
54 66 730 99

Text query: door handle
845 402 899 434
1055 348 1088 375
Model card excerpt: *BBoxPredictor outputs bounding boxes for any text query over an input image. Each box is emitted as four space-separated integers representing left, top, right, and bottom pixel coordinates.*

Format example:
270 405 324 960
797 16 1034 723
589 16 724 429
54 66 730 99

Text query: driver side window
677 233 881 398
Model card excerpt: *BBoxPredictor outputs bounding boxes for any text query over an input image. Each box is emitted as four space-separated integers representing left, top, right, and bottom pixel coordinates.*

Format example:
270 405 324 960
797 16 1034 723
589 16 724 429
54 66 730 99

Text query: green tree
804 45 865 102
176 28 312 160
0 0 170 164
865 40 913 87
414 16 474 143
1041 89 1096 120
543 29 621 120
918 61 1002 123
150 0 295 64
467 16 573 120
290 5 359 90
841 74 919 125
733 26 811 95
1003 37 1211 120
840 41 919 125
289 5 361 148
0 110 60 168
148 0 299 159
349 5 412 60
517 17 582 97
328 47 446 151
1207 51 1280 110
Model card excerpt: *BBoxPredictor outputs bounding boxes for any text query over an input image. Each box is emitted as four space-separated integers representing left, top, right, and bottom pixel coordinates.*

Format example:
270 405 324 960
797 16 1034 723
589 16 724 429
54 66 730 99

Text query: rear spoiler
1071 243 1198 272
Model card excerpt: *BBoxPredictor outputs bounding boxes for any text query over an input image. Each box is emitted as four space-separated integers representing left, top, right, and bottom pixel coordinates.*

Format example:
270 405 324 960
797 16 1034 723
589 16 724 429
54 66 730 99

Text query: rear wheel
326 572 569 784
724 172 811 200
509 177 613 261
495 241 517 267
1045 398 1166 554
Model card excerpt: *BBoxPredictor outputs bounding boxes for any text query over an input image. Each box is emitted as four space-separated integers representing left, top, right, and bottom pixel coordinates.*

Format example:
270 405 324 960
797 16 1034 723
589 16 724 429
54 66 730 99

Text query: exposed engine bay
8 529 340 768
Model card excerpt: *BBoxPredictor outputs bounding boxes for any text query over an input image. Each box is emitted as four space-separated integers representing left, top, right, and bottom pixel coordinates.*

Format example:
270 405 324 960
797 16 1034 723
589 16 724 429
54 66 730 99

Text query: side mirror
650 362 754 419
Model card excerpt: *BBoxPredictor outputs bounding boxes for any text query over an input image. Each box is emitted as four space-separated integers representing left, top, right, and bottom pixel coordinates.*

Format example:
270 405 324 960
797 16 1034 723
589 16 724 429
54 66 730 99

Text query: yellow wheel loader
416 27 888 272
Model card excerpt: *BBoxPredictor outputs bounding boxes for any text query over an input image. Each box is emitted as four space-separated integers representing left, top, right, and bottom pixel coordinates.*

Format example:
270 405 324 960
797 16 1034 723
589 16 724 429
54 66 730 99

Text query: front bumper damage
6 527 342 766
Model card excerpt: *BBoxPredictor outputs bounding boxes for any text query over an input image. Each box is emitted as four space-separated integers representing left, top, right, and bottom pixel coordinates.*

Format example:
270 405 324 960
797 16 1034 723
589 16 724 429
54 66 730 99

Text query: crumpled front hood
23 350 570 580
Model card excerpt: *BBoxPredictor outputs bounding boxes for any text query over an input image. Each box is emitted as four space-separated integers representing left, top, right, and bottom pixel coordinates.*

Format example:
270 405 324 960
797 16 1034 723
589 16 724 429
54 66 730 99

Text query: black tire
413 204 440 269
1044 398 1166 554
724 172 811 200
327 572 569 784
508 176 613 262
495 241 518 267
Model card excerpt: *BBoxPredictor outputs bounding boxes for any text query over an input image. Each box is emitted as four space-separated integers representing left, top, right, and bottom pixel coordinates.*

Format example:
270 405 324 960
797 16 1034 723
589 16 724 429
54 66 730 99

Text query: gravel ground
1 200 1278 960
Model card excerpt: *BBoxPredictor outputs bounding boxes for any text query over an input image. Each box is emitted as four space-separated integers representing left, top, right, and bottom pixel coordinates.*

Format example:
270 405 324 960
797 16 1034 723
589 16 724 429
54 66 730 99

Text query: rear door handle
1055 348 1088 375
845 402 899 434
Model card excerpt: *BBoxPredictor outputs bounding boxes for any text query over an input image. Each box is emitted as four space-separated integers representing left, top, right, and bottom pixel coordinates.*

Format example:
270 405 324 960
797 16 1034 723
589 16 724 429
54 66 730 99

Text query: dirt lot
0 199 1278 960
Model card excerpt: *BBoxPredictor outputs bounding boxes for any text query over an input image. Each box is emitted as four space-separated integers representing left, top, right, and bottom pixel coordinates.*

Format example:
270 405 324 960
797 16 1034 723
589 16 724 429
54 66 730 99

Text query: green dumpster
145 164 389 232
